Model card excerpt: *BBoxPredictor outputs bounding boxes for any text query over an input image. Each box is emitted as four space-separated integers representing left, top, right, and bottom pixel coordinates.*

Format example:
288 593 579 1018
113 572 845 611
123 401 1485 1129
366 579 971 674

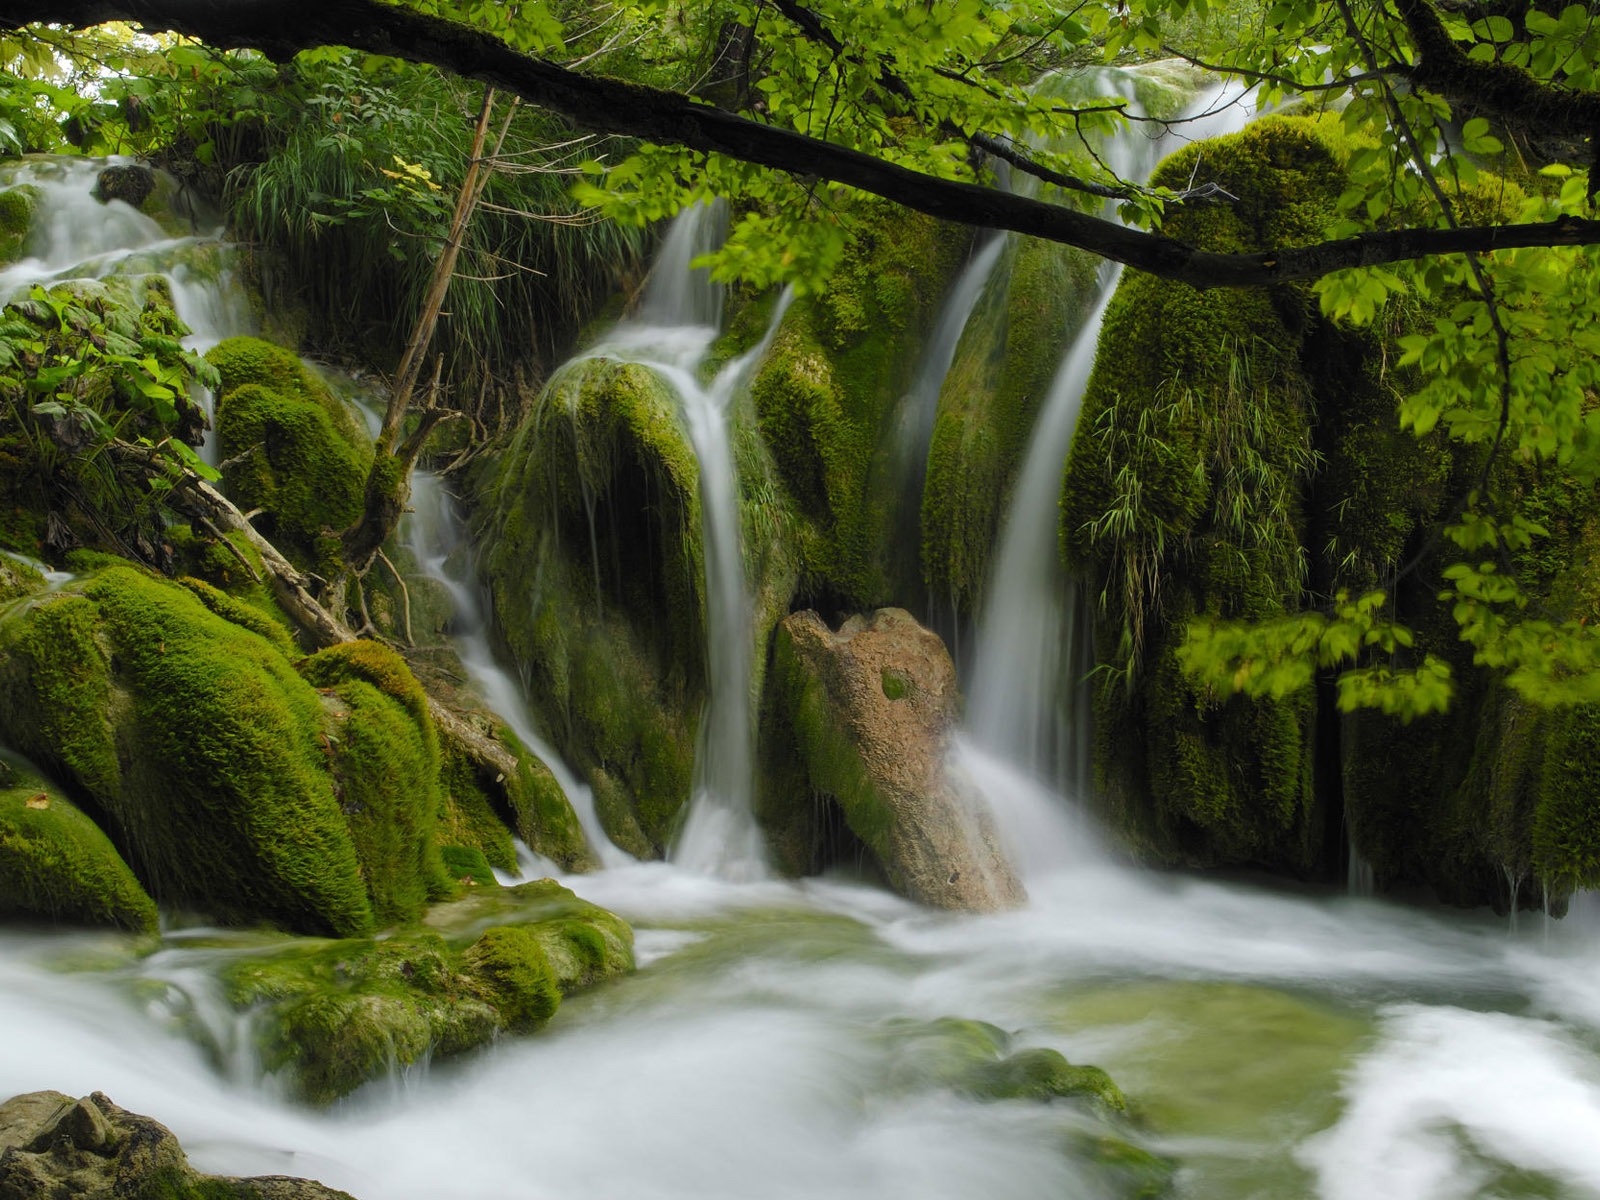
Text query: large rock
759 608 1024 910
0 1090 355 1199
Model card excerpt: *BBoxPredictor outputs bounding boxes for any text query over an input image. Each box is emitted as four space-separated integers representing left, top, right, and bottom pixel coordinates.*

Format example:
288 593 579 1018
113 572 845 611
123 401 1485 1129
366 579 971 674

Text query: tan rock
0 1090 357 1200
762 608 1024 911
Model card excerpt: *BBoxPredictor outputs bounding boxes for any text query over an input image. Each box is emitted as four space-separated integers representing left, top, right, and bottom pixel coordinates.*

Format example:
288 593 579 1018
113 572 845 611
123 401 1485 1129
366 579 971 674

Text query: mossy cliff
1062 114 1600 906
748 203 967 608
479 358 703 854
224 878 633 1104
0 566 447 934
1061 117 1336 873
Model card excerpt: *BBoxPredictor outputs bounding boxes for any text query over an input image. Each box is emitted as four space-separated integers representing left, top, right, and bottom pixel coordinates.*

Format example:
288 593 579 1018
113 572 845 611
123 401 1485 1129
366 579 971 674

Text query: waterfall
887 233 1007 598
0 156 254 462
403 470 632 869
580 206 791 880
965 81 1256 808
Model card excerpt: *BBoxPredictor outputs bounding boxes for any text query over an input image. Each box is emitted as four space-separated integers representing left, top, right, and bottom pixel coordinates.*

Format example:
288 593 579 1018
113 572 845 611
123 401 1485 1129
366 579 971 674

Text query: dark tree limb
7 0 1600 286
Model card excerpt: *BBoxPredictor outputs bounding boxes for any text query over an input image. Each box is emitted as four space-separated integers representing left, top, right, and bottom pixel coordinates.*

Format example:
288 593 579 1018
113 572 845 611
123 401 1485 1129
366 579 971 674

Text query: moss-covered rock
0 758 157 932
225 880 631 1104
208 337 371 572
0 567 454 935
296 640 450 924
749 203 967 607
923 234 1101 618
1060 117 1339 873
479 358 702 852
757 608 1023 909
0 184 37 264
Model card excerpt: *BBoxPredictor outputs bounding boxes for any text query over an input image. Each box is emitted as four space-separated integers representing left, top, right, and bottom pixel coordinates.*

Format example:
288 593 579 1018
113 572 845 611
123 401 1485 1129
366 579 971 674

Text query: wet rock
92 164 156 210
760 607 1024 910
0 1090 357 1199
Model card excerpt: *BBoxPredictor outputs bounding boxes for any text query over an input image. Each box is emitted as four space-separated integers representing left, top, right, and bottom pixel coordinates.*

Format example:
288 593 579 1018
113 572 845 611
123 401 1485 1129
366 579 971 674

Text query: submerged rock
0 1090 356 1199
759 607 1024 910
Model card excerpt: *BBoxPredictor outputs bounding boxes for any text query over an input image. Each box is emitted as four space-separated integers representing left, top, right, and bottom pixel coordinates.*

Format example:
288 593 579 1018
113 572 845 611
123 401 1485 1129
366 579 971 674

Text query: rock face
0 1090 356 1199
759 608 1024 910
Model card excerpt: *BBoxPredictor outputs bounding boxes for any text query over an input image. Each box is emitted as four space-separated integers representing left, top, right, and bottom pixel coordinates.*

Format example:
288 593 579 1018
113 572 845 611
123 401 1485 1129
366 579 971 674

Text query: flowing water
8 111 1600 1200
0 156 255 461
575 207 792 880
966 81 1257 793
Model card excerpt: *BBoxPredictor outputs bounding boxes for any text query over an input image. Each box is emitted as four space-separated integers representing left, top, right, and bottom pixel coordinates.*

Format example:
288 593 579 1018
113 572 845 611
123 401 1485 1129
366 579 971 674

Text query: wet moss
460 925 561 1032
0 568 375 935
479 359 702 851
750 204 966 606
0 184 37 264
1062 118 1336 871
923 235 1101 617
439 844 497 888
0 761 158 932
297 640 447 924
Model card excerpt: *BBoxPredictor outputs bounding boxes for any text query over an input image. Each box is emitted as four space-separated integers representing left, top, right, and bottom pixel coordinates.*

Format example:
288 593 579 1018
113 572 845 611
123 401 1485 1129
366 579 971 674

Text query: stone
92 165 156 210
765 607 1025 910
0 1091 357 1200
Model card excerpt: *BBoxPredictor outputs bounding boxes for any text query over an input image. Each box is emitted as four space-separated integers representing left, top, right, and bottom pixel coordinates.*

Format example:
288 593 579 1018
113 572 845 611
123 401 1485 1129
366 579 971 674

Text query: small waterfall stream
965 82 1256 824
579 207 791 879
0 156 254 460
403 470 631 869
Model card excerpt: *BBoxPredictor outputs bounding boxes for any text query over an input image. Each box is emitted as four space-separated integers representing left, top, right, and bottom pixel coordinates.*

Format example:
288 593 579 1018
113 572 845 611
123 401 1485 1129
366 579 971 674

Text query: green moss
440 844 498 887
0 553 45 603
478 359 703 851
212 381 369 572
297 641 445 924
923 235 1101 617
0 568 375 935
0 185 37 264
224 930 498 1105
750 204 967 606
1532 703 1600 894
460 925 561 1032
1060 118 1338 872
176 576 297 656
0 761 158 932
437 741 519 872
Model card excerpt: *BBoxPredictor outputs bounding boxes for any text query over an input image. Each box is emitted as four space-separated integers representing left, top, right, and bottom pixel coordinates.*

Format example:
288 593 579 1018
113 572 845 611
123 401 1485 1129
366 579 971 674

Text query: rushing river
4 843 1600 1199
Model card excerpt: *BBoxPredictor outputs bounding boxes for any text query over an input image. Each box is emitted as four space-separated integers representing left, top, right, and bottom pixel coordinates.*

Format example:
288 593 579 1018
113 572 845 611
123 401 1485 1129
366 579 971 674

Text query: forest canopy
2 0 1600 718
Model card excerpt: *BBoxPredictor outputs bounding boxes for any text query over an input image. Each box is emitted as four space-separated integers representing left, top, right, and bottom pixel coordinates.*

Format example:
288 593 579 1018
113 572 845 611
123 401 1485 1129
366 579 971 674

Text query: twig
376 547 414 646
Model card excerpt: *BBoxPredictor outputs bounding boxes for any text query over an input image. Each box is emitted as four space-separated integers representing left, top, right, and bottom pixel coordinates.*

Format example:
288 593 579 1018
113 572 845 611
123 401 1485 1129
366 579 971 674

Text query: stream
4 92 1600 1200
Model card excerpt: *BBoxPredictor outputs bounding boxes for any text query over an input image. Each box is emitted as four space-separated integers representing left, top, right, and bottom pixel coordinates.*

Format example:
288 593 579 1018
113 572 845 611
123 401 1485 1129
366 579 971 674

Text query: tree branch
8 0 1600 287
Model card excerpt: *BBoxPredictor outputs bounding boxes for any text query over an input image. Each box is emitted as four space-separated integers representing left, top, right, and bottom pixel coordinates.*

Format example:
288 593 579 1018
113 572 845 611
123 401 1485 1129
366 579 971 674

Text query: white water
403 470 630 870
578 207 791 881
967 81 1256 799
0 156 254 461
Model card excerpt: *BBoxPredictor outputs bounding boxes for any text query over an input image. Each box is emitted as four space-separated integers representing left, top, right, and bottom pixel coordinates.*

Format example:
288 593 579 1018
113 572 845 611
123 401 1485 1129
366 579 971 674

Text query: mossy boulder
0 184 37 264
296 640 451 924
0 758 157 933
479 358 702 853
93 164 156 209
225 880 631 1104
757 608 1023 909
0 568 445 935
0 1090 356 1199
437 719 591 871
749 203 967 606
1060 117 1339 872
208 337 372 571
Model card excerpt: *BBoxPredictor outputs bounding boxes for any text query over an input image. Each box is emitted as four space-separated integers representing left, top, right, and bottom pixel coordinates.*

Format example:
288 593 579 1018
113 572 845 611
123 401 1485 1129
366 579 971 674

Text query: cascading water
0 156 254 460
403 469 631 869
571 206 793 880
964 80 1256 818
12 88 1600 1200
